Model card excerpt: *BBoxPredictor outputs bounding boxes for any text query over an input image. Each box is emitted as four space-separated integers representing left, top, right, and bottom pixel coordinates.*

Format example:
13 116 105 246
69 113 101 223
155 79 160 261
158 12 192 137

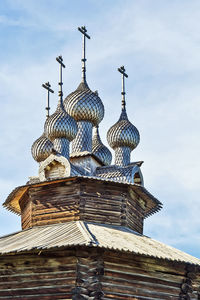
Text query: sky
0 0 200 258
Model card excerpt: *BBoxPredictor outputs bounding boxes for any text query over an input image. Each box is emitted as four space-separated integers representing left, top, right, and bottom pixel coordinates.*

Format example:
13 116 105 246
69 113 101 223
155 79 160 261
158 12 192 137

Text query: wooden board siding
45 163 66 180
19 178 145 233
102 251 186 300
0 250 76 299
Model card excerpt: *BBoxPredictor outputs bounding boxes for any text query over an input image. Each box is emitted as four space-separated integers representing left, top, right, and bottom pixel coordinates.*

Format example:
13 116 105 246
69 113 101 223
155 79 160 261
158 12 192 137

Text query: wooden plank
0 271 76 282
0 285 72 296
0 294 72 299
104 270 181 287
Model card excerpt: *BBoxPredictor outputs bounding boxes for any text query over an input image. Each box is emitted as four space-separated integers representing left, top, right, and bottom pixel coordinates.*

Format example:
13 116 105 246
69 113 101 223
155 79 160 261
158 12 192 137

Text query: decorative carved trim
39 154 71 181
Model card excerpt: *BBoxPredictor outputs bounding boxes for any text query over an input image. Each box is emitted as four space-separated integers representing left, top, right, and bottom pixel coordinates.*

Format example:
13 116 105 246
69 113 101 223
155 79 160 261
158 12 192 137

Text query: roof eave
3 176 162 217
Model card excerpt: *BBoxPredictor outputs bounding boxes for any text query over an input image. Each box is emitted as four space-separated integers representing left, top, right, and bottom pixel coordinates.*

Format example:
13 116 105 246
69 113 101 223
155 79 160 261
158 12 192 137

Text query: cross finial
56 55 65 108
42 82 54 118
118 66 128 110
78 26 90 83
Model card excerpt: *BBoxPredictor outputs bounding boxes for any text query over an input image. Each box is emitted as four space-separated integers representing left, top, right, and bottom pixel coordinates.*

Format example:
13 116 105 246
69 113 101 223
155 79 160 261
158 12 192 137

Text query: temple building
0 26 200 299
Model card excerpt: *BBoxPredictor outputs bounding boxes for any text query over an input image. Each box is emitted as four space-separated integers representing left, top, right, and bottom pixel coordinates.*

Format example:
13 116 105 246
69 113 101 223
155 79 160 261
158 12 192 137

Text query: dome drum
72 121 92 154
53 138 70 159
115 146 131 166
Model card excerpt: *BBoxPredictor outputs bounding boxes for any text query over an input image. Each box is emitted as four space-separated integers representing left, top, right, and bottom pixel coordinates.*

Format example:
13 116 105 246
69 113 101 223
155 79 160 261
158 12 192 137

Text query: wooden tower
0 27 200 299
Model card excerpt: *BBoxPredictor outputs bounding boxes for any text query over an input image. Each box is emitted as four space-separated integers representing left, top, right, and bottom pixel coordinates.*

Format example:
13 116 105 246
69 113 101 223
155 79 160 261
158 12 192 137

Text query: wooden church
0 26 200 300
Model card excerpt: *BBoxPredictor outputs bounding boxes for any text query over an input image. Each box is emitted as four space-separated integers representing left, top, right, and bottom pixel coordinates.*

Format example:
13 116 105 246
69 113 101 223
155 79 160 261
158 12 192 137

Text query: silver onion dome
44 105 78 142
64 81 104 126
107 109 140 150
31 133 53 163
92 126 112 166
107 66 140 158
65 27 104 127
31 81 54 163
45 56 78 143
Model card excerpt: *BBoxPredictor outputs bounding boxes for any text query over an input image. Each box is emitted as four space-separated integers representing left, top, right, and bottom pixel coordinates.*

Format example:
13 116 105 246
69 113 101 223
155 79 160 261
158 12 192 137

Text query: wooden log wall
79 181 127 228
126 190 144 234
0 249 76 299
21 192 32 229
101 250 188 300
0 246 199 299
72 248 104 299
79 180 145 234
20 180 81 229
191 273 200 299
179 264 200 300
19 178 145 234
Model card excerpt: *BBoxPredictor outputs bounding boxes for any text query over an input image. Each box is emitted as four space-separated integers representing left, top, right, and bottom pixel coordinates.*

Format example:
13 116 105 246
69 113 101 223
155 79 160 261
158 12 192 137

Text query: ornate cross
42 82 54 117
56 55 65 105
118 66 128 110
78 26 90 82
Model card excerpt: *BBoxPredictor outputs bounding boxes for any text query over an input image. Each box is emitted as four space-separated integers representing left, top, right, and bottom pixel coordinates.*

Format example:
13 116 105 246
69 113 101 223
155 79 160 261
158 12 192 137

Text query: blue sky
0 0 200 258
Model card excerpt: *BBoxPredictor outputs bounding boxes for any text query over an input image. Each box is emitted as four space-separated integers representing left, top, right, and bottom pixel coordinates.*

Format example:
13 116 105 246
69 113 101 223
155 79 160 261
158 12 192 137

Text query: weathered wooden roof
0 221 199 265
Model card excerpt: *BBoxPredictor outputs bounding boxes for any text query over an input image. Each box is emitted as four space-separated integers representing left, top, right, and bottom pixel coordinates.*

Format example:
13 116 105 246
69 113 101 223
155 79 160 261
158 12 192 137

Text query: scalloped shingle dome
92 126 112 166
107 109 140 151
64 81 104 126
31 133 53 163
44 106 78 142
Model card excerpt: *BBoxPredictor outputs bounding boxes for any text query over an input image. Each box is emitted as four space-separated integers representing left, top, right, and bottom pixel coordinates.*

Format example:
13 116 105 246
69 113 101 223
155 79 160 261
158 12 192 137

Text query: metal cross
42 82 54 118
118 66 128 110
78 26 90 82
56 55 65 106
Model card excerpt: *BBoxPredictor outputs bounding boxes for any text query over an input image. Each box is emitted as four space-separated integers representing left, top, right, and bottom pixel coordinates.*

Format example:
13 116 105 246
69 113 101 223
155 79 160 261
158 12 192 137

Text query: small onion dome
64 81 104 126
31 133 53 162
44 105 78 142
92 126 112 166
107 108 140 150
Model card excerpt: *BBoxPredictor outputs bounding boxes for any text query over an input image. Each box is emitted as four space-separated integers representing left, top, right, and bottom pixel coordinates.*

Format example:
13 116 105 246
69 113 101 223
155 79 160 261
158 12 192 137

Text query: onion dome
64 26 104 126
31 133 53 163
64 81 104 126
44 104 77 142
107 108 140 151
107 66 140 166
44 56 78 143
31 82 54 163
92 126 112 166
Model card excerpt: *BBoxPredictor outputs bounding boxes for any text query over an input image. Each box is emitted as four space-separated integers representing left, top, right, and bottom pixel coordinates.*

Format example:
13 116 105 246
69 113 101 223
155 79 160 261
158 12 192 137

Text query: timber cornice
3 176 162 219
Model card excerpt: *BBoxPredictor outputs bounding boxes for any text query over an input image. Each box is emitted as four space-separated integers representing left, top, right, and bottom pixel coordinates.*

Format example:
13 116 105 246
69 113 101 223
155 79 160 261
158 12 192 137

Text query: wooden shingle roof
0 221 199 266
